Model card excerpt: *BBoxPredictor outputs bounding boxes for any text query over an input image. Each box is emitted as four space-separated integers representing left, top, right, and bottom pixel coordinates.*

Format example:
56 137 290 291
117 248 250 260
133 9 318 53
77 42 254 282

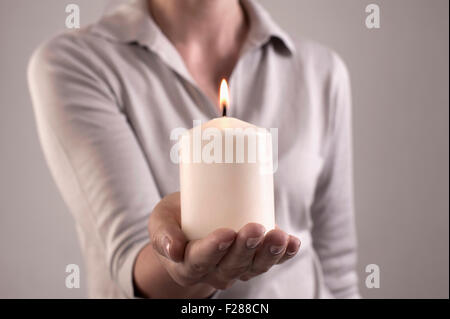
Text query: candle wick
222 105 227 117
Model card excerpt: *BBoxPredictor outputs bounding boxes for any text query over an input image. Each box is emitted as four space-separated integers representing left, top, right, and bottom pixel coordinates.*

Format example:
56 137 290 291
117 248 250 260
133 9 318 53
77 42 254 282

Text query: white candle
179 80 275 240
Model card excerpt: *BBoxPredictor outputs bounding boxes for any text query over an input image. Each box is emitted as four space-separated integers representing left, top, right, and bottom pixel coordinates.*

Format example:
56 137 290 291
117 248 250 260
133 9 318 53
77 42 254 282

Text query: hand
148 192 301 291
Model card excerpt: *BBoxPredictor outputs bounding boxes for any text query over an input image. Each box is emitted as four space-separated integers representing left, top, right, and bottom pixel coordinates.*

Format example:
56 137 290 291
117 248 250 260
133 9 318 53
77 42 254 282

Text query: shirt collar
240 0 296 54
91 0 295 53
90 0 295 80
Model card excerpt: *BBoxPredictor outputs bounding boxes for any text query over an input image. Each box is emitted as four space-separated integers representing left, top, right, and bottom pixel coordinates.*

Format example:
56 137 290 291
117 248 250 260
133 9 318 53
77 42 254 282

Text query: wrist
154 250 217 298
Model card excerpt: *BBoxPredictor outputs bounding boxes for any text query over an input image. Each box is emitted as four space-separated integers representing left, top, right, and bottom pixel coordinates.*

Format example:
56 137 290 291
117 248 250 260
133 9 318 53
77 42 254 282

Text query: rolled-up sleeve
310 53 360 298
27 34 160 298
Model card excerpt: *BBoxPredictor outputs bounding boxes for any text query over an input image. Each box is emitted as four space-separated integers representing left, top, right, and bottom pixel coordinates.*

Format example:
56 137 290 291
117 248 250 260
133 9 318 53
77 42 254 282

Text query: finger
216 223 266 280
277 235 301 264
245 229 288 278
149 193 187 262
180 228 236 282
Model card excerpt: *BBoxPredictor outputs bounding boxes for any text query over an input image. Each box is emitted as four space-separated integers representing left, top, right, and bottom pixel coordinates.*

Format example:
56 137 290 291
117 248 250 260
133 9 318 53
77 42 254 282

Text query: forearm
133 244 216 298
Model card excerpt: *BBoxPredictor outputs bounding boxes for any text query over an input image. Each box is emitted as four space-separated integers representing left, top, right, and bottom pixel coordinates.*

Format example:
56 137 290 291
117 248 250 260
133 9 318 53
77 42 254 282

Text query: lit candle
180 79 275 240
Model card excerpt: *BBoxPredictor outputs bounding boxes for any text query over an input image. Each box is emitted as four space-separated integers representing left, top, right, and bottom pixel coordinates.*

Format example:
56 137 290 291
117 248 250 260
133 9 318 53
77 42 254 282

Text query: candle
179 79 275 240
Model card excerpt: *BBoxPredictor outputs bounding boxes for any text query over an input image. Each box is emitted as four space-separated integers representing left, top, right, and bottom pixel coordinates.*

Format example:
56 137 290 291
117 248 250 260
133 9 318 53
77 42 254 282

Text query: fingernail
270 245 284 255
162 236 171 258
286 249 298 256
219 240 234 251
287 239 301 256
246 236 263 249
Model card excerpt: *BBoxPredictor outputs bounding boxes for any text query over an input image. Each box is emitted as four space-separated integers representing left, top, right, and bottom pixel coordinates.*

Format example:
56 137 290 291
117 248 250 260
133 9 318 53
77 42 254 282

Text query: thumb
149 192 187 263
151 221 187 263
148 193 188 262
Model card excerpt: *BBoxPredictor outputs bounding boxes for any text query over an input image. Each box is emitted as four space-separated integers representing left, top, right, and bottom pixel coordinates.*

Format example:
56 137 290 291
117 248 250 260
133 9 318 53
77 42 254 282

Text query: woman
28 0 359 298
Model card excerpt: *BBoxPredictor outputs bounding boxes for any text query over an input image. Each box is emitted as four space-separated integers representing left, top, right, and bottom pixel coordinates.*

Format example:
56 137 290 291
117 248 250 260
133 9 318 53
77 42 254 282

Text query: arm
310 53 360 298
27 34 175 298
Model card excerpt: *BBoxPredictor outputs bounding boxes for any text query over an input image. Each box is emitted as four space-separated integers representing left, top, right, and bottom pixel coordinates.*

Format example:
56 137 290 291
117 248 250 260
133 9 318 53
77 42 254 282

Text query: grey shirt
28 0 359 298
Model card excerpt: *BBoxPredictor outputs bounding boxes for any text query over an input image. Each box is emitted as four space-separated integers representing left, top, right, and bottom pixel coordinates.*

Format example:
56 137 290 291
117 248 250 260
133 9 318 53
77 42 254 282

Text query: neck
148 0 248 49
147 0 249 108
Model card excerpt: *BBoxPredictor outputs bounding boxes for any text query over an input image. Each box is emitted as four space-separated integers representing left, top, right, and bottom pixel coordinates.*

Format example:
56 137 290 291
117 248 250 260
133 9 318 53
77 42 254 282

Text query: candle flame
219 78 229 114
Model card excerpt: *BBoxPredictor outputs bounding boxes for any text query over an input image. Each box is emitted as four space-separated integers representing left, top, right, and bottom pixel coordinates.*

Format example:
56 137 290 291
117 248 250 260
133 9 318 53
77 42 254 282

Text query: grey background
0 0 448 298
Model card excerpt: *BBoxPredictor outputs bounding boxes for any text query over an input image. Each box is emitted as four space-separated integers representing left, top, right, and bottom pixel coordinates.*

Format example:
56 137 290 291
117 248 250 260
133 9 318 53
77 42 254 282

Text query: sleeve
27 34 161 298
310 52 360 298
